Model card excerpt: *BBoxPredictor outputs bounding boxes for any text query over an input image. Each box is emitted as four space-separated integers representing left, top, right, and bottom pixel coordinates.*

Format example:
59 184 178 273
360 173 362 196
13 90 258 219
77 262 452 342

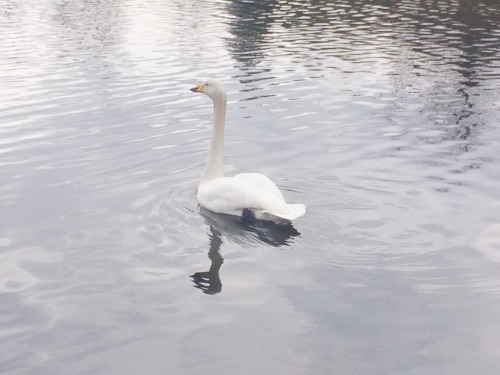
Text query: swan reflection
190 208 301 294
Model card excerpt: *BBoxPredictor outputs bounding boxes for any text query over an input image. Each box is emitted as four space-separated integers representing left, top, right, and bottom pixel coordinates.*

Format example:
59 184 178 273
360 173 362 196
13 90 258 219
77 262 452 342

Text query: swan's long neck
200 93 227 185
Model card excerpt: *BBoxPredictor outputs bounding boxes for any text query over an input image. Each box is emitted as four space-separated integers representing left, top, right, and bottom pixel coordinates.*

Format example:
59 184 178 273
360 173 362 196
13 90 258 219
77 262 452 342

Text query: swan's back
233 173 285 200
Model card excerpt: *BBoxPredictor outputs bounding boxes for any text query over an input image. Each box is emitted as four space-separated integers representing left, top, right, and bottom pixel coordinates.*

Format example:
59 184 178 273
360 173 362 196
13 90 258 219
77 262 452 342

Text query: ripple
2 0 500 372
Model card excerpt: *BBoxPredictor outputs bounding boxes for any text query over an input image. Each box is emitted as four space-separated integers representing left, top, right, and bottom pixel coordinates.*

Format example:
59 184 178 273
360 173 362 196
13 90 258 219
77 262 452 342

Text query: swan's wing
233 173 285 201
233 173 306 220
198 176 306 221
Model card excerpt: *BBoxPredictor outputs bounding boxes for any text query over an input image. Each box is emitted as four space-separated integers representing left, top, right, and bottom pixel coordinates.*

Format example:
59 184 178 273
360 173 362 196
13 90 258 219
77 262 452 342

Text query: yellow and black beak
190 83 205 93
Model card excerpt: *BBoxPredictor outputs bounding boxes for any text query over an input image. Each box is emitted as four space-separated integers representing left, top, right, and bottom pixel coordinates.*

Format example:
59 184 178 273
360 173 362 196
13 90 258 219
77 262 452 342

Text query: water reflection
53 0 123 72
226 0 277 67
191 226 224 294
225 0 500 150
191 208 301 294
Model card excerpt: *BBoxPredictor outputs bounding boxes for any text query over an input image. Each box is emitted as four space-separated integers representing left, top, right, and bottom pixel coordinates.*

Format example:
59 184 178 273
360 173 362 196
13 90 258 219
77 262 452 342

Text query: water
1 0 500 373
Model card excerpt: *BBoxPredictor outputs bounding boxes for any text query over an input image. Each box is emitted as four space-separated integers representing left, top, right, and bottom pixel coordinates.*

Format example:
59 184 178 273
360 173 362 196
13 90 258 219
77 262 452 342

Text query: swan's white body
191 78 306 223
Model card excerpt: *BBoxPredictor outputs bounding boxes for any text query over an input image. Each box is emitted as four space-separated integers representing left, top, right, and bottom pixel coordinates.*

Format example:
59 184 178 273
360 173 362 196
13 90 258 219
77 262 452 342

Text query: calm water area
1 0 500 373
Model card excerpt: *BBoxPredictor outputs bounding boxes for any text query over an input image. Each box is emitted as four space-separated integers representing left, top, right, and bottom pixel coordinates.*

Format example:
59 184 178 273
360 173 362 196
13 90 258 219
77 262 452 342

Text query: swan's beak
190 83 205 93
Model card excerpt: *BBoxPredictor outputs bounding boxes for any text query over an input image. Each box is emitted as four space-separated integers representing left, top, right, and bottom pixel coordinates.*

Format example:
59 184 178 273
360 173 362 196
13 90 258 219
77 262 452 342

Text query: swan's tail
286 203 306 220
263 203 306 222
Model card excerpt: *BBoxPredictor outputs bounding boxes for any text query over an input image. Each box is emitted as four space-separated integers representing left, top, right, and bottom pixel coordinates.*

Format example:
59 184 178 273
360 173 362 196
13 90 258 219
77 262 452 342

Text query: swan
190 78 306 223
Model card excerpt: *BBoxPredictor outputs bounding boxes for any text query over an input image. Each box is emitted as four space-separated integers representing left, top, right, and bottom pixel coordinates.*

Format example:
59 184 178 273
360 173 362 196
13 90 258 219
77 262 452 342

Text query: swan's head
190 78 227 101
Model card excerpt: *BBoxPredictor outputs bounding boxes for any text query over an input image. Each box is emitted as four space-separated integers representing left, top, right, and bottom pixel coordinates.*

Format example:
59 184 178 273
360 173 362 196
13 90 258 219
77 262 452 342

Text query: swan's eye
205 83 209 86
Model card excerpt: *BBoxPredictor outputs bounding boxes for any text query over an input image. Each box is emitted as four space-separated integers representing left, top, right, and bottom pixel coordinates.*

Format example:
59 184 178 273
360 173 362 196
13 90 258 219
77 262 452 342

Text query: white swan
190 78 306 223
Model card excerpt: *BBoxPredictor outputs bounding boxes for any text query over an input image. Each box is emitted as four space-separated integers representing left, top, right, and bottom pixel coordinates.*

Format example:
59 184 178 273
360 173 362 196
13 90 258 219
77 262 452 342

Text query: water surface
1 0 500 374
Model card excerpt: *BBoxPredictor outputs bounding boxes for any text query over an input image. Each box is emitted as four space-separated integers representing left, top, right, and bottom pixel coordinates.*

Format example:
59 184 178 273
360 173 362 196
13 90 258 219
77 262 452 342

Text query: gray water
1 0 500 373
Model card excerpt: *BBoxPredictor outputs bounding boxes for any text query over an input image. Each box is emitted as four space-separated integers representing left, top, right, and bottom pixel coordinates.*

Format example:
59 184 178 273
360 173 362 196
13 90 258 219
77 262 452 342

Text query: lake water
1 0 500 373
